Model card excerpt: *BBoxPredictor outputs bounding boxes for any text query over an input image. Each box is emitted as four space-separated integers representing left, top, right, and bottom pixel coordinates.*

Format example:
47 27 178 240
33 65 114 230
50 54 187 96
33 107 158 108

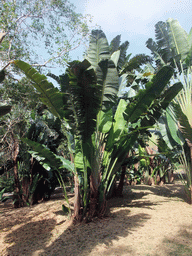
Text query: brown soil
1 182 192 256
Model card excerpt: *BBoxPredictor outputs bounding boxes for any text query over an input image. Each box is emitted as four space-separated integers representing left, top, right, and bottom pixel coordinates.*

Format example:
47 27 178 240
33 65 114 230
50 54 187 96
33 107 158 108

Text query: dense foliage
1 15 191 220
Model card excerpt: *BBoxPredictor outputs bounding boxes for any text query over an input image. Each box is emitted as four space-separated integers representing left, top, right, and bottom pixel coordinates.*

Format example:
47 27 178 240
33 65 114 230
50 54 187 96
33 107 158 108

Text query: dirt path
1 183 192 256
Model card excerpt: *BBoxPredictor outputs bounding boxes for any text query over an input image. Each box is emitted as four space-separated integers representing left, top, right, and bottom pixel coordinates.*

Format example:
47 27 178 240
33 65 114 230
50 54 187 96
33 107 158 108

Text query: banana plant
13 29 182 221
147 18 192 201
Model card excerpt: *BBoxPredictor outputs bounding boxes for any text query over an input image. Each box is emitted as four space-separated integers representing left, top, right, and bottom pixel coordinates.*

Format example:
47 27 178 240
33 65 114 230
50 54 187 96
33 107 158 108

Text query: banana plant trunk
73 174 81 221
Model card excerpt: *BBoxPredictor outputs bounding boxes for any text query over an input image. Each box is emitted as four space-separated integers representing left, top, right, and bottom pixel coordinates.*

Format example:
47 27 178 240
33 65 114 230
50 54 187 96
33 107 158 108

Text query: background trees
0 0 90 73
0 0 90 207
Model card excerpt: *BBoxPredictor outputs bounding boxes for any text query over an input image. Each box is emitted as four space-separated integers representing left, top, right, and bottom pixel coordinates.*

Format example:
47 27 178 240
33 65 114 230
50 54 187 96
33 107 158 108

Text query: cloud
84 0 191 35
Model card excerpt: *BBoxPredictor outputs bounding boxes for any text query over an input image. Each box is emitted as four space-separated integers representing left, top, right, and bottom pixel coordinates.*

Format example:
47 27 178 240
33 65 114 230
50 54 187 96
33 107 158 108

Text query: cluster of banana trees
146 18 192 202
13 29 183 220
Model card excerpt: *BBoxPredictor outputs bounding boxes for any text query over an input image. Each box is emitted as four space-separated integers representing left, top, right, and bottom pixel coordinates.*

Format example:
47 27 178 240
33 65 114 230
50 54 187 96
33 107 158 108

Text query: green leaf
62 204 69 214
67 60 100 141
13 60 65 119
118 41 129 71
161 82 183 109
167 18 190 61
166 108 183 146
110 50 120 67
124 65 174 123
109 35 121 53
172 102 192 144
22 138 74 172
0 188 6 200
121 54 152 75
98 109 113 133
146 38 166 66
113 99 127 138
86 30 110 70
97 59 119 110
155 21 173 63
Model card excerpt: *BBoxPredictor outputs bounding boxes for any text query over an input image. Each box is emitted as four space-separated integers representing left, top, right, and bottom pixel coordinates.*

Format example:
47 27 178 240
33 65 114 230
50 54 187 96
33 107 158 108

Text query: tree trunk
12 133 23 208
22 176 30 205
116 165 126 197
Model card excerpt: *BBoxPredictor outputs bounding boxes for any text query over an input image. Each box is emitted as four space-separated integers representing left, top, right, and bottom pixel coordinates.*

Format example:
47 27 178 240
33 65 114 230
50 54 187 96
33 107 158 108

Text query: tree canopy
0 0 91 73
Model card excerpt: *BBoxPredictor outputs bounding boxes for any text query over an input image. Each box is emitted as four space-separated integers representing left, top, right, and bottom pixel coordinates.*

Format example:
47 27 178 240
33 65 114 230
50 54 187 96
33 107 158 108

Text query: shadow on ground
0 204 50 231
129 183 188 203
158 224 192 256
4 219 56 256
40 210 150 256
2 182 187 256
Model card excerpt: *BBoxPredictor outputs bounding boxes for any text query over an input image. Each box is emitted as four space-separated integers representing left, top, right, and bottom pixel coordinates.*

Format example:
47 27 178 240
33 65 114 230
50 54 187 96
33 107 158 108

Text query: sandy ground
1 182 192 256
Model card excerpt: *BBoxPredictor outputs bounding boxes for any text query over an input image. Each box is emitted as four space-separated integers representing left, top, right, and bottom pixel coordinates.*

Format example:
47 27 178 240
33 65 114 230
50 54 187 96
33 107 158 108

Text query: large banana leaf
166 107 184 146
14 60 65 119
146 38 166 66
124 65 174 123
109 35 121 53
86 30 110 70
112 99 127 139
167 18 190 61
67 60 101 142
120 54 152 75
172 102 192 144
117 41 129 71
104 99 127 152
98 109 113 134
147 19 190 66
140 81 183 127
22 138 74 173
97 59 119 110
154 21 173 63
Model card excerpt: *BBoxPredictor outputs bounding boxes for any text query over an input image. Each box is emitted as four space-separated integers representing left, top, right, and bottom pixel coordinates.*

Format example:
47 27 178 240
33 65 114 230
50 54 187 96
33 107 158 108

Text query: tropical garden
1 0 192 254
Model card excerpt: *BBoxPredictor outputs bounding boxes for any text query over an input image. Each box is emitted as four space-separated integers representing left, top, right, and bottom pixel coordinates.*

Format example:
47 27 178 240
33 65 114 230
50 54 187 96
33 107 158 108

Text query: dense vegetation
0 1 192 223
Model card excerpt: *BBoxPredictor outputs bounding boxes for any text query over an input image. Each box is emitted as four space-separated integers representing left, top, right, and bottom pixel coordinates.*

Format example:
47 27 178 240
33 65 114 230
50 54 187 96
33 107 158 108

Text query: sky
69 0 192 59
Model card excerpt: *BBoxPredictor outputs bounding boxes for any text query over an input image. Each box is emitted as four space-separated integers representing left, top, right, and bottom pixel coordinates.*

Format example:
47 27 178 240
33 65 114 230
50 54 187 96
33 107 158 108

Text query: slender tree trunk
185 140 192 204
189 143 192 204
21 176 30 205
116 165 126 197
11 133 23 208
73 174 81 221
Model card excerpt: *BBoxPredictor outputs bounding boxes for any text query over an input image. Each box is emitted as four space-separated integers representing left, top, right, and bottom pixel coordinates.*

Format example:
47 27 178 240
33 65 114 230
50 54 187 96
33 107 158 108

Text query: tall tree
0 0 90 73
